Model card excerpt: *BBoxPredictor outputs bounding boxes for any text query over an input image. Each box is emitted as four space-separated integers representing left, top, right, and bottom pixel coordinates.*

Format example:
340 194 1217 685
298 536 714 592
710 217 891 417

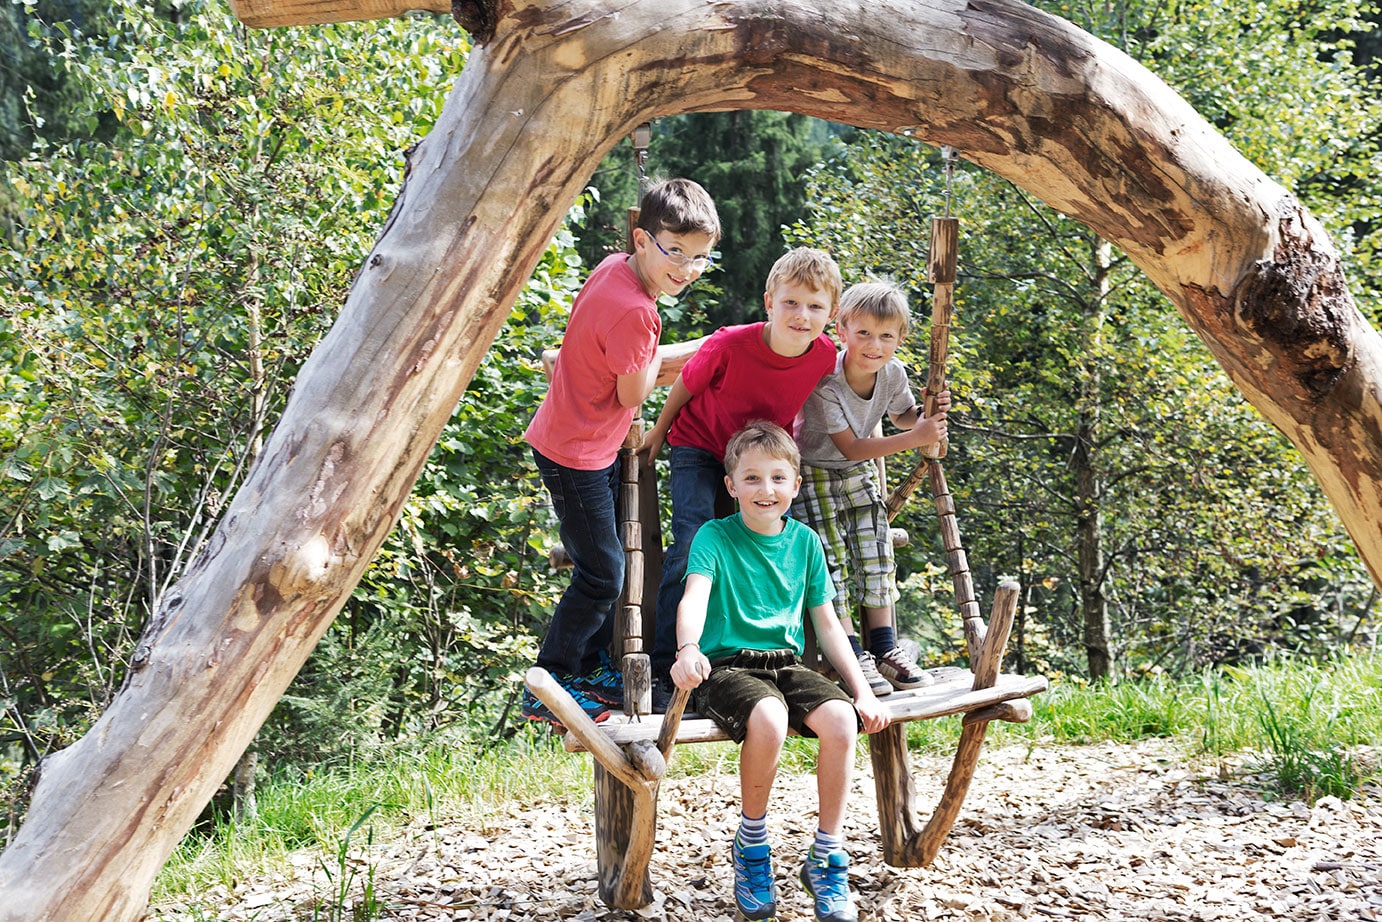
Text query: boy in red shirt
643 247 842 707
522 178 720 727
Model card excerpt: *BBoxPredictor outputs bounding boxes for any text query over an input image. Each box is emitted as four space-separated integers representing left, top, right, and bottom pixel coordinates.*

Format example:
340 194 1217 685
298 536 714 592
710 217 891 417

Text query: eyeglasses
651 236 715 272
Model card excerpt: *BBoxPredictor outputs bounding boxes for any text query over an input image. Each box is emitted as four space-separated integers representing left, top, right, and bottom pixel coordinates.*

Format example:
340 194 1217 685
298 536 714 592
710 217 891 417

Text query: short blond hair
763 247 842 311
838 281 911 339
723 421 800 477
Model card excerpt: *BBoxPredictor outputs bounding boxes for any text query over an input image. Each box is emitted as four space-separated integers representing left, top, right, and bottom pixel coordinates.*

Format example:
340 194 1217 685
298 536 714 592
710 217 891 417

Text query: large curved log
2 1 1377 918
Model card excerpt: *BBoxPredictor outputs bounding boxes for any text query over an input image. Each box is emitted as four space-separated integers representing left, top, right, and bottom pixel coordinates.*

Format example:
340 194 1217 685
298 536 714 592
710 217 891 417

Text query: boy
793 281 949 695
643 248 842 705
671 421 889 922
521 178 720 727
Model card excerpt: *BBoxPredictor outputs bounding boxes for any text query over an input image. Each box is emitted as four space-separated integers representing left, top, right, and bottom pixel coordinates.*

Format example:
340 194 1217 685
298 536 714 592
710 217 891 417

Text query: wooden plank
562 670 1047 752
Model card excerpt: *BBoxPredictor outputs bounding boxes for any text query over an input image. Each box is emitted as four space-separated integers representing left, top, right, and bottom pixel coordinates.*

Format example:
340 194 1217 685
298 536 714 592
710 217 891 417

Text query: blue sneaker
731 834 777 921
799 846 857 922
571 651 623 707
521 681 609 728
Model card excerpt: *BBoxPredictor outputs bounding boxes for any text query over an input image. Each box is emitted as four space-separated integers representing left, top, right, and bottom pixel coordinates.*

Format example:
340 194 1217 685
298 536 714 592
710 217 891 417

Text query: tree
576 111 836 329
3 0 1381 917
788 0 1381 679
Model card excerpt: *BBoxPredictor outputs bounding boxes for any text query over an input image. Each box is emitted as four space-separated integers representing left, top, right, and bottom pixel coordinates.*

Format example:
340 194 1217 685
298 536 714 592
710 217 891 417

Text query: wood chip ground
149 740 1382 921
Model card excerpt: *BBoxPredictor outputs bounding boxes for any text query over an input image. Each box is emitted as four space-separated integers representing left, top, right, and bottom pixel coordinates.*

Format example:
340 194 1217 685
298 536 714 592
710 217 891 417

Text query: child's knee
811 699 858 744
745 696 789 741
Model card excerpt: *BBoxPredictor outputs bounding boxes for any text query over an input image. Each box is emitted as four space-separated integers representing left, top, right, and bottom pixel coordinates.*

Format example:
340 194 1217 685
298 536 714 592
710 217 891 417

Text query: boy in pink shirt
523 178 720 727
643 248 842 707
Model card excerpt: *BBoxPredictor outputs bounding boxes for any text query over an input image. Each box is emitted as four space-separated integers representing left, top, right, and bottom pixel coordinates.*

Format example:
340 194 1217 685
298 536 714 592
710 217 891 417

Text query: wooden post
883 215 958 516
922 216 958 460
870 581 1022 867
619 422 652 716
913 580 1019 864
930 460 986 660
526 667 690 910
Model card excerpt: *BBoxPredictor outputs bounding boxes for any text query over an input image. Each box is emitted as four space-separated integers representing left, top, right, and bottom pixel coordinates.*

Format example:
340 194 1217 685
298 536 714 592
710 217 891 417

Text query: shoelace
808 855 849 902
739 850 773 893
584 665 621 690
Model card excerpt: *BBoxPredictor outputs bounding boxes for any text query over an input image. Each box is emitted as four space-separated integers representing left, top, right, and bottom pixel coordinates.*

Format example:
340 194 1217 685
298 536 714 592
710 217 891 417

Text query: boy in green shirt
670 421 889 922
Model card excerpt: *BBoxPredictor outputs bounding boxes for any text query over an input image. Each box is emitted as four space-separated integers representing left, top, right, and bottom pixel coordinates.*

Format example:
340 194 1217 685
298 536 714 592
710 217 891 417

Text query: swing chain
631 122 652 195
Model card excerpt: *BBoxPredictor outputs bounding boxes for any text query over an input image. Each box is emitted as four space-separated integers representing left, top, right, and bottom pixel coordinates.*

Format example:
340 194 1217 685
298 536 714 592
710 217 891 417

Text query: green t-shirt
685 513 835 662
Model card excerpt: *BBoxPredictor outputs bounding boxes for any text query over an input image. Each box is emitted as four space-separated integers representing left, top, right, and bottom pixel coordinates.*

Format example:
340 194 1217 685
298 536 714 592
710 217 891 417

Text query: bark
2 0 1378 918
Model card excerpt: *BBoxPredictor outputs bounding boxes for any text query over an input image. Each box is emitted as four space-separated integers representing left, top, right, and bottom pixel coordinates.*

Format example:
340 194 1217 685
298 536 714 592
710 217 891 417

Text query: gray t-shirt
796 352 917 470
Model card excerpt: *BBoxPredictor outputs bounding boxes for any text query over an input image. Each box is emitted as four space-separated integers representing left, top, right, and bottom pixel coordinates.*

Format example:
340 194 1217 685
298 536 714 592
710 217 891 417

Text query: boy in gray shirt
792 281 950 695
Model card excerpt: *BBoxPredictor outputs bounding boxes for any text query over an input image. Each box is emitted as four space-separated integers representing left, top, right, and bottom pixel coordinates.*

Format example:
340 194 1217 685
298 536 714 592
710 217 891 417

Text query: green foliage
0 0 469 790
260 205 587 764
578 111 840 330
786 0 1381 679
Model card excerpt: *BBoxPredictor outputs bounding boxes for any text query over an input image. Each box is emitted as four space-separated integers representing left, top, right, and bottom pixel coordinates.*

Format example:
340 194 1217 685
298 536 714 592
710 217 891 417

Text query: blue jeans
532 448 623 678
653 445 726 675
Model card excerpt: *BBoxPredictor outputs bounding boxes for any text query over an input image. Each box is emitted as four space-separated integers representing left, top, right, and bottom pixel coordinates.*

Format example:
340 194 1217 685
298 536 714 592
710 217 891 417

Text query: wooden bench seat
562 667 1048 752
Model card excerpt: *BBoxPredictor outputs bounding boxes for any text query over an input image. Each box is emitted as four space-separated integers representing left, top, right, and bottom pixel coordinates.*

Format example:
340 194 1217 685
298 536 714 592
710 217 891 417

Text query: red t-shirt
524 254 660 469
669 323 836 460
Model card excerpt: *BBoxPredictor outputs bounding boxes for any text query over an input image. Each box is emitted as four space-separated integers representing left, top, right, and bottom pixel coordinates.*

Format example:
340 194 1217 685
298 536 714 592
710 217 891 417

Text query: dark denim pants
532 448 623 678
652 444 726 675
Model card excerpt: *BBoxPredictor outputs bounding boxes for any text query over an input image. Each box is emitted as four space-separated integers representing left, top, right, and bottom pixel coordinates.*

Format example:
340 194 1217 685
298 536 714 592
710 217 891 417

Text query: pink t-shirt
524 254 660 469
669 323 837 460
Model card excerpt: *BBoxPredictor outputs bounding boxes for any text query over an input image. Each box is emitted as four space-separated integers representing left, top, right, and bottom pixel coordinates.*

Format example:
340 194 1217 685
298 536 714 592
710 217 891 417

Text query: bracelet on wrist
676 641 699 655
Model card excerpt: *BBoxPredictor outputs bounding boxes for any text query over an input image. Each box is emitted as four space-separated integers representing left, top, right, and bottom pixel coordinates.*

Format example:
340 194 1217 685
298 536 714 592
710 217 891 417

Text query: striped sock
847 633 865 656
738 812 768 846
813 828 844 857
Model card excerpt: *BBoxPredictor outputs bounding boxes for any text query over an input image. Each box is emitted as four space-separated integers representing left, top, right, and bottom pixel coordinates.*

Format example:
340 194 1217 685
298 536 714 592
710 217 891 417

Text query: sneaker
521 681 609 728
854 651 892 697
650 673 673 714
875 645 932 690
731 834 777 921
571 652 623 707
799 846 857 922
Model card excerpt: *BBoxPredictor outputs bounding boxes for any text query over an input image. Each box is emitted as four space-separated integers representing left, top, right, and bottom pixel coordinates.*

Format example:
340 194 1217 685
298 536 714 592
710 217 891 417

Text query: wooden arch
2 1 1379 919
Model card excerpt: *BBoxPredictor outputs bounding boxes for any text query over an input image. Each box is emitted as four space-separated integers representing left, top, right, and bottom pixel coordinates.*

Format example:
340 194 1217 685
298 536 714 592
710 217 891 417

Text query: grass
150 726 592 912
150 651 1382 917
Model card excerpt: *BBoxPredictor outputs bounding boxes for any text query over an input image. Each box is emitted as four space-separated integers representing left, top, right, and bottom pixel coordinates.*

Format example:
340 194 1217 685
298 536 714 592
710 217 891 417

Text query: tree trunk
3 0 1380 917
1077 237 1115 681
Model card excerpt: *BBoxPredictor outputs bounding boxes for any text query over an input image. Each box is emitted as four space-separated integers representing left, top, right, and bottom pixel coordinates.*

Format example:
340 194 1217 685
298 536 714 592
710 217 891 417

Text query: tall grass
151 652 1382 914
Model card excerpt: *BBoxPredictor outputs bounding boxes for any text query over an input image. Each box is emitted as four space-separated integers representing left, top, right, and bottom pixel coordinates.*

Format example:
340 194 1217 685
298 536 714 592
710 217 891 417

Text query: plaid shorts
792 462 897 612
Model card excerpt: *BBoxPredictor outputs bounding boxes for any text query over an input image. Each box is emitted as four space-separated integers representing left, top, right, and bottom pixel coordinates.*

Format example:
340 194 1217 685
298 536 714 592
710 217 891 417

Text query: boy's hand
670 647 711 689
910 387 950 447
853 691 891 734
639 425 667 462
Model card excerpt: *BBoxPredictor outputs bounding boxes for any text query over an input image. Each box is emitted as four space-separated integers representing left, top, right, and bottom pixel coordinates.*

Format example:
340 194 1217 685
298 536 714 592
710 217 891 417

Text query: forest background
1 0 1381 848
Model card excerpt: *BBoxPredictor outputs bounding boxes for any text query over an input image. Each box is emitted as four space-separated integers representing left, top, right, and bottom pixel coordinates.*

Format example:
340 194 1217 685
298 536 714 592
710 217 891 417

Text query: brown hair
838 280 911 339
636 178 721 242
763 247 842 310
723 420 801 477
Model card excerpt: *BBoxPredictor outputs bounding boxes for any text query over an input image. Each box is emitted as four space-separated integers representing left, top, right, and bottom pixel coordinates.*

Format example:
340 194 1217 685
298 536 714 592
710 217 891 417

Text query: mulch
149 739 1382 921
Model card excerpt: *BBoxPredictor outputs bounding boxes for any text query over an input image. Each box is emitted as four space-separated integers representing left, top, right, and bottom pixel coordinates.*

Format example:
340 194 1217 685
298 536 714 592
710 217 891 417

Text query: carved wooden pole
618 422 653 716
922 215 958 459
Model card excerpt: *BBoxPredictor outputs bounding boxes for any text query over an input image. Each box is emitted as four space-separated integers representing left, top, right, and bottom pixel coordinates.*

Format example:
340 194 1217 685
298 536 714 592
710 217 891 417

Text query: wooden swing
526 139 1047 910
